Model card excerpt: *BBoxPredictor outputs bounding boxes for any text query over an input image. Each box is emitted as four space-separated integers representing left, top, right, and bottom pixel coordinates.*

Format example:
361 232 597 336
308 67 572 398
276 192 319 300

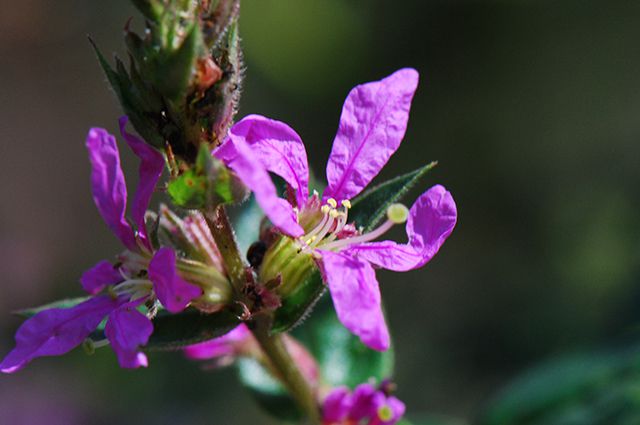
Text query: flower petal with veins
324 68 419 202
86 128 136 250
118 116 165 247
319 250 390 351
148 247 203 313
348 185 456 272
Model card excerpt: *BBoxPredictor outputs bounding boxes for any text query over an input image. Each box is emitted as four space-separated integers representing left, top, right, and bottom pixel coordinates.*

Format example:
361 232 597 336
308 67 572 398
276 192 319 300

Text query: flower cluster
1 118 231 372
322 381 405 425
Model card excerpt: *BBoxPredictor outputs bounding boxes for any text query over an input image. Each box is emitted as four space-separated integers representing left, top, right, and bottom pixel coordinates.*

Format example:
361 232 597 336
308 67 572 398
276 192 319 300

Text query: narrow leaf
145 308 240 350
479 344 640 425
15 297 90 318
350 161 437 232
156 24 201 100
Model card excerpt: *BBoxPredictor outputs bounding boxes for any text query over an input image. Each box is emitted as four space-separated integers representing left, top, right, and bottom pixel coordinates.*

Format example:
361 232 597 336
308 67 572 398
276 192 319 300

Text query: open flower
1 118 210 372
322 381 405 425
214 68 457 351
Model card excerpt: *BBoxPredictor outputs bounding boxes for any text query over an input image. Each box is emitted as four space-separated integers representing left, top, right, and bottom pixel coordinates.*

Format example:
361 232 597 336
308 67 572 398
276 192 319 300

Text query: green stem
203 206 319 422
203 205 246 294
251 317 321 424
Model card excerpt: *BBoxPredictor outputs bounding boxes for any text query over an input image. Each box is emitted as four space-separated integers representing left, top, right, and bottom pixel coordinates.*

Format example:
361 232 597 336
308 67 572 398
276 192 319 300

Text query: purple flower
322 382 405 425
214 69 457 351
184 324 320 384
1 118 204 372
184 324 252 361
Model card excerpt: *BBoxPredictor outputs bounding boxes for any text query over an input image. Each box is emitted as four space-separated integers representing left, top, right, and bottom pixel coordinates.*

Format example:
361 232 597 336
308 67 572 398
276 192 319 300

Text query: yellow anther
327 198 337 208
341 199 352 209
321 205 331 215
329 209 340 219
306 235 317 244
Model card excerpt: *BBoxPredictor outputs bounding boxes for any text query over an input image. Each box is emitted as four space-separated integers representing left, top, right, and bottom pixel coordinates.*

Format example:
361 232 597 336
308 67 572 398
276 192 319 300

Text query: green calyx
259 237 317 299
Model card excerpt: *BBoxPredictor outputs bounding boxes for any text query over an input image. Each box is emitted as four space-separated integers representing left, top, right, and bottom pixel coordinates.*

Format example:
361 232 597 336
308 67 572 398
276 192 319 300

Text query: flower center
259 197 408 297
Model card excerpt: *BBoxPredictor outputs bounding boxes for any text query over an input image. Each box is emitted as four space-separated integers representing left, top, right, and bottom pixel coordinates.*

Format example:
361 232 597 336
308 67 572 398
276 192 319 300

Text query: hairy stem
204 206 319 422
204 205 246 294
251 316 321 424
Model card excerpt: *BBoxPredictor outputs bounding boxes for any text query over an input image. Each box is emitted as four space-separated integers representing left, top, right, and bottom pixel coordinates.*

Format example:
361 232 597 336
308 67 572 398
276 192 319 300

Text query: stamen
303 211 330 242
341 199 352 209
326 198 337 208
308 213 336 248
319 219 395 251
112 279 153 297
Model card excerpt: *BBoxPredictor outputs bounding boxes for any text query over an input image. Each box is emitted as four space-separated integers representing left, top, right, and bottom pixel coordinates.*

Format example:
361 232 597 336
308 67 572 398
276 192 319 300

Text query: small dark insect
246 241 267 269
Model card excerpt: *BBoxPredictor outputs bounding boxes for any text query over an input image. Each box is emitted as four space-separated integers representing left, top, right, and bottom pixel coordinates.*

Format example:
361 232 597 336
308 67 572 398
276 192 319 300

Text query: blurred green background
1 0 640 423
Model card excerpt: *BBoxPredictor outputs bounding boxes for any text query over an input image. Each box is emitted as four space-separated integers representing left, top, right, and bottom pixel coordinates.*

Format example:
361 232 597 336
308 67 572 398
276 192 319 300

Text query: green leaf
15 297 90 318
145 308 240 350
155 24 201 101
167 145 247 209
130 0 163 22
271 161 437 333
167 169 209 208
350 161 437 232
89 38 164 149
237 358 302 421
478 343 640 425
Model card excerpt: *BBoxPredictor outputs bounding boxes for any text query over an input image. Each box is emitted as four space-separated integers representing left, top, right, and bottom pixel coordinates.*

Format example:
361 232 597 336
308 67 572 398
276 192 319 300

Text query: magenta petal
184 324 250 360
350 185 457 271
80 260 122 295
224 115 309 207
0 296 122 373
105 299 153 369
86 128 136 250
324 68 419 202
319 250 390 351
148 247 203 313
349 383 379 420
118 116 164 246
322 386 353 422
214 131 304 237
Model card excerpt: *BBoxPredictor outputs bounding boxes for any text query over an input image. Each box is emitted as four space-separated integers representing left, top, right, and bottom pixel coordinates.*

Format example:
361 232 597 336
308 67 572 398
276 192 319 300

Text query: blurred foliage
478 340 640 425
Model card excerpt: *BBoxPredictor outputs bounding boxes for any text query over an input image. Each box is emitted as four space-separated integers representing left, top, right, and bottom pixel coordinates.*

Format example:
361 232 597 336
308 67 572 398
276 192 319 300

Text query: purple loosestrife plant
1 3 459 423
214 68 457 351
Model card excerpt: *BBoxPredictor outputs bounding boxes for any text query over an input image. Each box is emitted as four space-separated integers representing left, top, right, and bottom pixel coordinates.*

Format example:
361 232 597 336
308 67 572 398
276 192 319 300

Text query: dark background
1 1 640 423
